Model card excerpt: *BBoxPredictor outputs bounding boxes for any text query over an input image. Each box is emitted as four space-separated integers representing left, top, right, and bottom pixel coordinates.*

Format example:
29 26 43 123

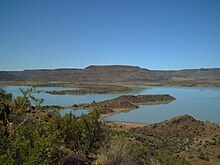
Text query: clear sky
0 0 220 71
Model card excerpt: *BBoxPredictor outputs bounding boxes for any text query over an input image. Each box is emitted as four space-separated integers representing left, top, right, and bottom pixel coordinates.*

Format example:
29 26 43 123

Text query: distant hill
0 71 18 81
1 65 220 86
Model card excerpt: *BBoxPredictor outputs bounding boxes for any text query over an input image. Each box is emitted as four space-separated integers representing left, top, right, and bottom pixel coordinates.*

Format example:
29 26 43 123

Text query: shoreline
1 81 220 89
2 82 219 128
99 107 149 128
100 112 148 128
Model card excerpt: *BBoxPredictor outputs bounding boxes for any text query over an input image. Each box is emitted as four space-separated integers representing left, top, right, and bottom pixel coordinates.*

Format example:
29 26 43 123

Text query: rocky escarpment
1 65 220 87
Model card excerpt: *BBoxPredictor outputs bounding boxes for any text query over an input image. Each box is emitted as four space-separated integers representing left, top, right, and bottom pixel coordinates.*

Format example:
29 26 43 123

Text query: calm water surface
1 86 220 124
59 109 89 117
106 86 220 124
1 86 141 117
2 86 139 106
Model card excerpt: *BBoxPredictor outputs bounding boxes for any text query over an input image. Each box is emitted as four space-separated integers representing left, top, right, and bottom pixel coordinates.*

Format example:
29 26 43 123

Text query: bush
198 152 209 161
0 89 105 164
156 150 190 165
95 137 150 165
60 110 105 155
188 155 194 159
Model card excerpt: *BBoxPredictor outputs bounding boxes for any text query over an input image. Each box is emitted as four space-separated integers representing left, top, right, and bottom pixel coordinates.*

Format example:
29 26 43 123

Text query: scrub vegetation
0 88 219 164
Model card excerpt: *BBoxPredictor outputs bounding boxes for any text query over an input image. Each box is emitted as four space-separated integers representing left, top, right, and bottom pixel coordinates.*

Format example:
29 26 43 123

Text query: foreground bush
0 88 105 164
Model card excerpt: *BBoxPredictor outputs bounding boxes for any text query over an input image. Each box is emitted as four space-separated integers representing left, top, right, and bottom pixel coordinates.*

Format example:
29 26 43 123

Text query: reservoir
1 86 220 124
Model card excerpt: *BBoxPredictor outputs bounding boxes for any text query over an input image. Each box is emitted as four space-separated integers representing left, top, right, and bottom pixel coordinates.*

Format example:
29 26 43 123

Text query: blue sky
0 0 220 71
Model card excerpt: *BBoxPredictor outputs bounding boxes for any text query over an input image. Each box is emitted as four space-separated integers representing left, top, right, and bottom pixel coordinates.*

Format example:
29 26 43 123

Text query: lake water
106 87 220 124
59 109 89 117
1 86 141 106
1 85 220 124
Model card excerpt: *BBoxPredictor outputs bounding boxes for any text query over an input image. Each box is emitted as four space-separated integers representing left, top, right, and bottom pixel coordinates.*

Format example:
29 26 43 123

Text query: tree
0 88 63 164
0 88 105 164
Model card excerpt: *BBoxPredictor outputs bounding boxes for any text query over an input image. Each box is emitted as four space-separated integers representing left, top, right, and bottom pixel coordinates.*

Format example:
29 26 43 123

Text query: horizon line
1 65 220 72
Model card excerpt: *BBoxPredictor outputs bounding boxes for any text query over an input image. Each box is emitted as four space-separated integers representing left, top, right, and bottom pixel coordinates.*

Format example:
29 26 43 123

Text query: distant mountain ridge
1 65 220 86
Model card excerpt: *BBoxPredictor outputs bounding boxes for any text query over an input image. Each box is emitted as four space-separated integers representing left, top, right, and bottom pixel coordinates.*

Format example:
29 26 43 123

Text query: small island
69 94 176 114
46 85 133 95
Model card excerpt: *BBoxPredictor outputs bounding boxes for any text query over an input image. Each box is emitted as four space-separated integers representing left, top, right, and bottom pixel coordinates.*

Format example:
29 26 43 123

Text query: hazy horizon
2 64 220 72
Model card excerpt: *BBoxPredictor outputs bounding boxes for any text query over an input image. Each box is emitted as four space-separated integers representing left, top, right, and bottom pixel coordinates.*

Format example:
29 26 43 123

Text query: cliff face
1 65 220 85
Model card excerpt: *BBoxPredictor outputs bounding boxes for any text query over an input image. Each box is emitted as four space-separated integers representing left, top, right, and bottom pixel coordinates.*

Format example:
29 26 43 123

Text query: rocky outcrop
71 94 175 114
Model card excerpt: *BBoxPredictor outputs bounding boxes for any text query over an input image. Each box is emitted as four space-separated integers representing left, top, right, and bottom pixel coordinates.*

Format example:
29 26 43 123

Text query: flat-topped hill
1 65 220 87
85 65 144 70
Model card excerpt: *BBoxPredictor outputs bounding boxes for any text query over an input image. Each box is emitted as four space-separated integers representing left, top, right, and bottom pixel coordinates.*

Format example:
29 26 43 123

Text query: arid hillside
130 115 220 164
1 65 220 87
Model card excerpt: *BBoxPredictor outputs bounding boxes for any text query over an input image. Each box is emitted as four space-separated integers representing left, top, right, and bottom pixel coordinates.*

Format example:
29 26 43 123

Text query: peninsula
69 94 176 114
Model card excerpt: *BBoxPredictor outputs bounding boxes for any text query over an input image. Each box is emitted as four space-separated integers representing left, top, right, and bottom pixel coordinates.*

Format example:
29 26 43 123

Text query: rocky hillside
1 65 220 86
130 115 220 164
0 71 17 81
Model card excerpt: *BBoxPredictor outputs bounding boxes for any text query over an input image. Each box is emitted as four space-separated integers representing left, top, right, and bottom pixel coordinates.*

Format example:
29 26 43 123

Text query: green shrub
198 152 209 161
0 88 105 164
